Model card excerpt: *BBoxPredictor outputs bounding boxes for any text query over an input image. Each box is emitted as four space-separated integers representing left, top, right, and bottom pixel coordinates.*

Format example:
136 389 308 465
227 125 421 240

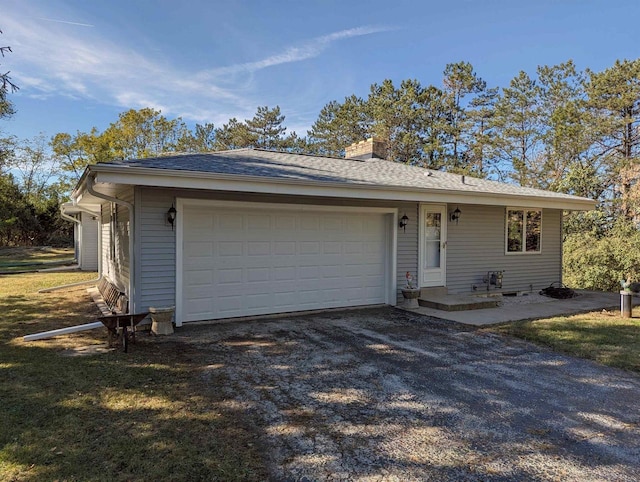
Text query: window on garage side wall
506 208 541 254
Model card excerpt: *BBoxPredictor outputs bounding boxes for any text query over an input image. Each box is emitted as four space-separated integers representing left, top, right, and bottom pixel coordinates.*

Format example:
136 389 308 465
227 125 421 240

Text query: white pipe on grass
23 321 104 341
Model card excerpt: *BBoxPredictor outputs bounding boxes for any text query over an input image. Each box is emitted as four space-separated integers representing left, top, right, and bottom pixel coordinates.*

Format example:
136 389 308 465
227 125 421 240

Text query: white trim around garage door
175 198 398 325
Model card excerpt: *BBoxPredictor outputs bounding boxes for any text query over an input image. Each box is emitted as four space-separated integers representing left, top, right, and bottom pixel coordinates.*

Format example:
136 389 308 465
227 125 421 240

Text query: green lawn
486 309 640 373
0 247 76 273
0 272 267 481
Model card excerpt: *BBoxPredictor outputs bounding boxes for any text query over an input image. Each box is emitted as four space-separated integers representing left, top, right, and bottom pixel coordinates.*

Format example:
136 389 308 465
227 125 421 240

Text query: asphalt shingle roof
100 148 591 202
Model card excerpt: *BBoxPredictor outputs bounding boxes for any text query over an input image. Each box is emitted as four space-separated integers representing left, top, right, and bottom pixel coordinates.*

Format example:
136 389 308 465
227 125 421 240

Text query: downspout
86 173 135 313
38 204 104 293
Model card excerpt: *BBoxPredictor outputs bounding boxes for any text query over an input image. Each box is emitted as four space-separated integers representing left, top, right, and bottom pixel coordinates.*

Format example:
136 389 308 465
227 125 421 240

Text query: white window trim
505 207 542 255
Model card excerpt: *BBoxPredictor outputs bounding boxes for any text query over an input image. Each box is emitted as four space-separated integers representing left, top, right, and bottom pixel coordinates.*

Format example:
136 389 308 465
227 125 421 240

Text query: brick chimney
345 138 387 160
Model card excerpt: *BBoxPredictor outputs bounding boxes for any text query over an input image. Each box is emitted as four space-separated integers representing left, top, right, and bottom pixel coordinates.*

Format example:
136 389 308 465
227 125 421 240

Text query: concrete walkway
397 290 640 326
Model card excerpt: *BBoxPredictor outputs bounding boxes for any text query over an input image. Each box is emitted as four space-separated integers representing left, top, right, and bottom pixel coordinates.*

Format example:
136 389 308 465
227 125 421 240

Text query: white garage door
180 204 390 322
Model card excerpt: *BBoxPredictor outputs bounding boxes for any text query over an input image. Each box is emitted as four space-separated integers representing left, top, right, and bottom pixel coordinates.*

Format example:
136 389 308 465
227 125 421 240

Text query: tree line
1 41 640 288
39 59 640 224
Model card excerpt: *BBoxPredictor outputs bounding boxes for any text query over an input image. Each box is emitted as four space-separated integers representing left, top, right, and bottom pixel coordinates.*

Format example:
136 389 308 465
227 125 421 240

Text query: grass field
0 272 267 481
0 247 76 273
486 308 640 373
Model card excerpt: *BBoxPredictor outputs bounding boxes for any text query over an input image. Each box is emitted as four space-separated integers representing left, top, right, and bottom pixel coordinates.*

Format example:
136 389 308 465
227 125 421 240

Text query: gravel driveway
177 307 640 481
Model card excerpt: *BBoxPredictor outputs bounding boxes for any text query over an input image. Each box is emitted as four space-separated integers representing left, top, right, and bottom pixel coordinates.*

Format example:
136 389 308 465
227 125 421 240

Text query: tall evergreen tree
441 61 486 171
307 96 371 156
416 85 448 169
368 79 426 164
491 71 544 184
464 87 499 177
586 59 640 221
245 105 288 149
537 61 597 194
213 118 251 150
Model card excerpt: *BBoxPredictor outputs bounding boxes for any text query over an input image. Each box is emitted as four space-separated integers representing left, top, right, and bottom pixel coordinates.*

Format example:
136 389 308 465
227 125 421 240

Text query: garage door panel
247 215 270 229
186 271 214 286
218 242 243 256
274 241 296 255
246 267 270 282
217 296 242 313
299 242 320 254
273 266 296 281
246 241 269 256
300 217 319 230
182 206 389 321
187 298 212 317
217 268 243 284
246 293 272 309
186 285 214 299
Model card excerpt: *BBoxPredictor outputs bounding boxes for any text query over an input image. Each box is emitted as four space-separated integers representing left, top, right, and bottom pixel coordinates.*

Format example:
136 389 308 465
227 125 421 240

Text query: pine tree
441 61 486 171
245 106 288 150
307 96 371 156
491 71 544 184
586 59 640 221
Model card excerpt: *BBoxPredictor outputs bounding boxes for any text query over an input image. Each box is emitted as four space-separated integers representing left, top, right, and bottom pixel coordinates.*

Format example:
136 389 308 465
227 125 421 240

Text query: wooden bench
91 279 150 351
96 278 128 315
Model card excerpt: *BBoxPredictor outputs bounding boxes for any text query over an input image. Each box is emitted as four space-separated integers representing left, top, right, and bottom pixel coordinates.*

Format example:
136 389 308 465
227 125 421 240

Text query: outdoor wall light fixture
450 207 461 224
167 204 177 230
399 214 409 232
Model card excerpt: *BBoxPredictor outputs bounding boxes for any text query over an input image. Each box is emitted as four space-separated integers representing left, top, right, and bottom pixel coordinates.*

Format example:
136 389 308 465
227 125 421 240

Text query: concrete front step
418 294 500 312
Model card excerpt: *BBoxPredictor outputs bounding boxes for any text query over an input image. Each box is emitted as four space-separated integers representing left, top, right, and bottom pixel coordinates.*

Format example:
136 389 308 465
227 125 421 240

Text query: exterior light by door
167 204 177 230
399 214 409 232
450 207 461 224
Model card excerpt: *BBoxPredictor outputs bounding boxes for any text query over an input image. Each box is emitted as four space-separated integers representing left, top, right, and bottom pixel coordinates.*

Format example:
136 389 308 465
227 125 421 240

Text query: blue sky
2 0 639 142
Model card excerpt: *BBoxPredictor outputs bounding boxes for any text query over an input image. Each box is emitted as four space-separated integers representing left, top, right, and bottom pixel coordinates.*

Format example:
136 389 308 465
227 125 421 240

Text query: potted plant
401 272 421 308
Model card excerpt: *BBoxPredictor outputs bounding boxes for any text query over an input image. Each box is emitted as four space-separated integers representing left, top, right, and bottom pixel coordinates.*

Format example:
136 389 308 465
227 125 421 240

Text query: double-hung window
506 208 541 254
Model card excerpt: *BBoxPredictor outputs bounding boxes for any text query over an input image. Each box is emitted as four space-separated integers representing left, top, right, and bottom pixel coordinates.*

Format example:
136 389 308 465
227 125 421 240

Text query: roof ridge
251 147 358 162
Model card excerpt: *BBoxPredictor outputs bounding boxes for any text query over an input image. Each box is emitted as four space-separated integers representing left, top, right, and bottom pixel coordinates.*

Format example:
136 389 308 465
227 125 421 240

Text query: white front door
419 204 446 287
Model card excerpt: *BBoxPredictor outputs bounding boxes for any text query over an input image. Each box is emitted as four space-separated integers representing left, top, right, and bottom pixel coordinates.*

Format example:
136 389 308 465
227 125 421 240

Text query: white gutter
23 321 104 341
38 204 104 293
86 173 135 313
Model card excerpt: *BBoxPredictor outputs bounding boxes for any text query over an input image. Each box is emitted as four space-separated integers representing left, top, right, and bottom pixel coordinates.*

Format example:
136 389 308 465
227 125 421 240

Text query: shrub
563 221 640 291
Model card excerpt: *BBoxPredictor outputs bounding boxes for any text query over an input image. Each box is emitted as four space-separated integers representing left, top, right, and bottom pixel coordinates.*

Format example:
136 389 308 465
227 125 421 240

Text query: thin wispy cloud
4 2 392 130
36 17 94 28
201 26 395 79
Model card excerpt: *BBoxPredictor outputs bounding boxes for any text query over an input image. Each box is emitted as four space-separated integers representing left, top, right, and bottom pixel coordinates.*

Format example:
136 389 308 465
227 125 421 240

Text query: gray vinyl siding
99 186 134 296
135 187 417 312
79 211 99 271
136 188 177 311
446 204 562 294
395 203 419 302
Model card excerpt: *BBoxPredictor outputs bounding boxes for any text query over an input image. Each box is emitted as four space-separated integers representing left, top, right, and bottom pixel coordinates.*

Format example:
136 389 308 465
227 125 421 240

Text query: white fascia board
92 166 597 212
